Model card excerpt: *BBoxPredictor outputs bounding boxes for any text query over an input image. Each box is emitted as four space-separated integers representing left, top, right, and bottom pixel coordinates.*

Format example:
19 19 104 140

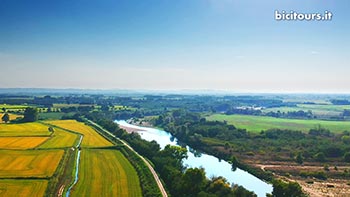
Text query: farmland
0 180 48 196
114 105 136 111
39 127 78 148
38 112 70 120
52 103 95 108
0 104 28 112
46 120 113 147
206 114 350 133
0 137 49 149
71 149 142 197
263 104 350 119
0 149 64 178
0 118 145 196
0 122 51 136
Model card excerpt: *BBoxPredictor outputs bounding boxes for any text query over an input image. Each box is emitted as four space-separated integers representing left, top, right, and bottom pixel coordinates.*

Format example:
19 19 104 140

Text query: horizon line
0 87 350 95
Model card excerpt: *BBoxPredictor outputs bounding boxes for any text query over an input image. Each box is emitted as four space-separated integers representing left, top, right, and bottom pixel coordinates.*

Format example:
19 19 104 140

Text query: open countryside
207 114 350 133
0 137 49 149
0 149 63 178
0 118 145 196
1 0 349 196
46 120 113 147
0 122 51 136
71 149 142 197
0 179 48 196
0 113 22 123
262 104 350 119
39 127 78 148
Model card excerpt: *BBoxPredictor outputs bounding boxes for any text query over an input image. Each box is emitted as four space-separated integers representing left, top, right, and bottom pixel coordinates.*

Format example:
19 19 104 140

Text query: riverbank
118 124 145 133
125 118 350 197
118 118 152 133
116 119 273 196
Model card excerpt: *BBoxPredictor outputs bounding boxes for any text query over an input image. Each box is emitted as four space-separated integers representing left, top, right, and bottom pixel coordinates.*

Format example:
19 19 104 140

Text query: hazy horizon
1 87 350 95
1 0 349 93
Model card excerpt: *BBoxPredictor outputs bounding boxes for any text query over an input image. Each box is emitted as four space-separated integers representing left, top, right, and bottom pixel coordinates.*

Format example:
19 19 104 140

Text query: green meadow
207 114 350 133
262 104 350 118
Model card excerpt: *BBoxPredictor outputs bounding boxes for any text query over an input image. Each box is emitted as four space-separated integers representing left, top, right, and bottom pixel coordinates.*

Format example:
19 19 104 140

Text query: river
116 120 273 197
65 135 83 197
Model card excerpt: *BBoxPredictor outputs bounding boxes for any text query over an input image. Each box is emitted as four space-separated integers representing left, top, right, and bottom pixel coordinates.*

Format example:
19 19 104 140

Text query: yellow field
0 137 49 149
72 149 142 197
0 113 22 123
46 120 112 147
0 122 51 136
0 149 64 178
0 179 48 196
39 128 78 148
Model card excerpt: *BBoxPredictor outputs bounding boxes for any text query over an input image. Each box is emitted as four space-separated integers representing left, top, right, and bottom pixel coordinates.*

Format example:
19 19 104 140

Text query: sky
0 0 349 93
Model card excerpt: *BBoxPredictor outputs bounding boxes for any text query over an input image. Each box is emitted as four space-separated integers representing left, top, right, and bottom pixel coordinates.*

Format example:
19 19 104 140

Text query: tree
271 180 305 197
341 135 350 144
2 113 10 123
181 168 206 195
23 107 38 122
48 127 54 132
295 152 304 164
314 152 326 162
101 105 110 112
343 152 350 162
230 156 239 171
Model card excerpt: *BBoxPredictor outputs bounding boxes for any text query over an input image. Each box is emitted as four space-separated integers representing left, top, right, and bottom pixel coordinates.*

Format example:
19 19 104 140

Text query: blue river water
116 120 273 197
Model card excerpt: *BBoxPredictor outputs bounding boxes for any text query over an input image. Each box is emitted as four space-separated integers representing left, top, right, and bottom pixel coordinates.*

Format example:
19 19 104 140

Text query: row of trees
265 110 313 119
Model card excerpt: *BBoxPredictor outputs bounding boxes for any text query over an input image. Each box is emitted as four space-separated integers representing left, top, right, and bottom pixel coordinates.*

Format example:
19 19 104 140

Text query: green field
71 149 142 197
39 128 78 148
0 122 51 136
46 120 113 147
52 103 95 108
263 104 350 118
0 137 49 149
0 119 142 196
0 149 64 178
38 112 66 120
0 179 48 196
0 104 28 112
114 105 136 111
207 114 350 133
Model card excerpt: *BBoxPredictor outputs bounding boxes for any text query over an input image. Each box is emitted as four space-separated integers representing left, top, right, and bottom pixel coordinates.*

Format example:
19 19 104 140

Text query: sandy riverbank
118 124 145 133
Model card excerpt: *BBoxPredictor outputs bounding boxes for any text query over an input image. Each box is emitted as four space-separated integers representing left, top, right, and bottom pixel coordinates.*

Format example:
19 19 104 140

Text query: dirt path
87 120 168 197
58 185 65 197
120 138 168 197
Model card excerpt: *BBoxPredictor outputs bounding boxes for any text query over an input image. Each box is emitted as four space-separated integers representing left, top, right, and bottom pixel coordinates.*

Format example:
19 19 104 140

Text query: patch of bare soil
296 178 350 197
245 159 350 197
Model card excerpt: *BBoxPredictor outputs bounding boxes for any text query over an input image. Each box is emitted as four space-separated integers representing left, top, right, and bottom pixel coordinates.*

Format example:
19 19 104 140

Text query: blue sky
0 0 349 93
